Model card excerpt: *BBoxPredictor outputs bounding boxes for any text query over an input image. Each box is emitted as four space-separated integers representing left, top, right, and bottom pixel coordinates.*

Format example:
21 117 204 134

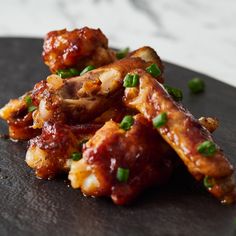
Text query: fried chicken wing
124 69 236 204
69 114 174 205
42 27 116 73
26 122 102 179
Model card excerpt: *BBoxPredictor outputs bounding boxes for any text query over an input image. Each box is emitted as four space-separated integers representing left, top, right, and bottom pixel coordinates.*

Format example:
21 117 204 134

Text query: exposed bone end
199 117 219 133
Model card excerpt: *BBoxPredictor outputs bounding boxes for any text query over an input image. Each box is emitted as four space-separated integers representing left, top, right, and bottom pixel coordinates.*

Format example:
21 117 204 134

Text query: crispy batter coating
124 69 236 204
42 27 116 73
69 114 174 205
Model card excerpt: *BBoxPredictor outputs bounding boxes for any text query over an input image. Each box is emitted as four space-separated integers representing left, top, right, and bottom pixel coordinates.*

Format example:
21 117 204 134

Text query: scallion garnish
123 73 139 88
188 78 205 93
116 47 129 59
80 65 95 75
25 96 32 106
71 152 82 161
120 115 134 131
25 96 37 113
146 63 161 77
197 141 216 157
164 85 183 101
28 106 37 113
56 68 80 78
152 112 168 128
116 167 129 182
203 176 215 188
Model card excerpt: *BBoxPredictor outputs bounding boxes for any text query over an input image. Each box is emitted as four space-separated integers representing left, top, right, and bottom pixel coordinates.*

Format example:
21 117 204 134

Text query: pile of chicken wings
0 27 235 205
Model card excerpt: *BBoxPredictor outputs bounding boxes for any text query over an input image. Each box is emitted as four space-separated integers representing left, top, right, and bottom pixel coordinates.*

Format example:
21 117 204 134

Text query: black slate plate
0 38 236 236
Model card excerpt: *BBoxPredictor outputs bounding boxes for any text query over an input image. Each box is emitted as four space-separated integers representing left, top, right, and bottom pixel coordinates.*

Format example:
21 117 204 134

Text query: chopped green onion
152 112 168 128
80 65 95 75
25 96 32 106
197 141 216 157
116 167 129 182
120 115 134 131
146 63 161 77
28 106 37 113
56 68 80 78
25 96 37 112
203 176 215 188
188 78 205 93
116 47 129 59
164 85 183 101
123 73 139 87
71 152 82 161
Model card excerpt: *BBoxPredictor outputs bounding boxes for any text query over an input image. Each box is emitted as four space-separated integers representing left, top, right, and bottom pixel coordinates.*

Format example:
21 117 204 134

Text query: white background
0 0 236 87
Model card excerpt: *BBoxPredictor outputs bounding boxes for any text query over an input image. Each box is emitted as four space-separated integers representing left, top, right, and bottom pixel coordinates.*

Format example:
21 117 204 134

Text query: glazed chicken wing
124 69 236 204
26 122 102 179
69 114 174 205
42 27 116 73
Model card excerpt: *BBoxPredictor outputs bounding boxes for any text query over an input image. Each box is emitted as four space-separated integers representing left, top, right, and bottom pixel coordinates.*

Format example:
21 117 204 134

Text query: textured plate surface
0 38 236 236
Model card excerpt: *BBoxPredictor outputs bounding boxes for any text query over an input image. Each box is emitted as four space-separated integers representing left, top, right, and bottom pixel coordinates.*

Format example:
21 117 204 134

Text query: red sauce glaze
29 122 102 179
42 27 115 73
83 114 174 205
8 105 40 140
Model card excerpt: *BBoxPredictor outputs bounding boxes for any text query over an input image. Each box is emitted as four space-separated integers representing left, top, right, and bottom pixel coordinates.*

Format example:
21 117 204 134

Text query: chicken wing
124 69 236 204
26 122 102 179
42 27 116 73
69 114 174 205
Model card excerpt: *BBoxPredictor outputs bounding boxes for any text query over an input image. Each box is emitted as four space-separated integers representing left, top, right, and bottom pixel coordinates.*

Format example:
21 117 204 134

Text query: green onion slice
25 96 32 106
146 63 161 77
25 96 37 113
71 152 82 161
152 112 168 128
56 68 80 78
80 65 95 76
123 73 139 88
116 47 129 59
164 85 183 101
197 141 216 157
203 176 215 188
116 167 129 182
120 115 134 131
28 106 37 113
188 78 205 94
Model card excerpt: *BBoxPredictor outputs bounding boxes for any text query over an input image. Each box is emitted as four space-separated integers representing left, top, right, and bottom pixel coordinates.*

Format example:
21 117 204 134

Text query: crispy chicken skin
124 69 236 204
69 114 174 205
42 27 116 73
26 122 101 179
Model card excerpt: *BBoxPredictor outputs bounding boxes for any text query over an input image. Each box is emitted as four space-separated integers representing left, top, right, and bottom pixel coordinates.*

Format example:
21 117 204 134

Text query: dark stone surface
0 38 236 236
